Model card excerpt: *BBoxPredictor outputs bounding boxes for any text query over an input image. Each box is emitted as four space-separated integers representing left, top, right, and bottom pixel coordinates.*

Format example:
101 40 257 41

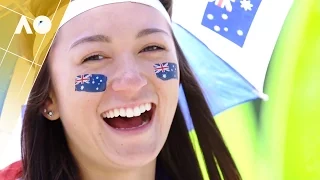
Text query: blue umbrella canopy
174 23 261 131
172 0 293 130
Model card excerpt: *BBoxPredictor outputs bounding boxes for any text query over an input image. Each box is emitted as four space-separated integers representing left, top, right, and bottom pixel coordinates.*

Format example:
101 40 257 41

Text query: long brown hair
20 0 242 179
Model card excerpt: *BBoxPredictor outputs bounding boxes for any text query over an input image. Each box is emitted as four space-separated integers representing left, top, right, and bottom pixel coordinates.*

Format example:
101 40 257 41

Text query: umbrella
172 0 293 130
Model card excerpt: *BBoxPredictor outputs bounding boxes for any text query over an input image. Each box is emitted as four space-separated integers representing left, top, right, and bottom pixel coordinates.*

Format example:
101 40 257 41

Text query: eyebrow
69 28 169 49
136 28 169 38
70 34 110 49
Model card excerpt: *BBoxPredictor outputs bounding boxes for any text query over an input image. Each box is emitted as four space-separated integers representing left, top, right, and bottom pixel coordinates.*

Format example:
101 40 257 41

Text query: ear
42 91 60 121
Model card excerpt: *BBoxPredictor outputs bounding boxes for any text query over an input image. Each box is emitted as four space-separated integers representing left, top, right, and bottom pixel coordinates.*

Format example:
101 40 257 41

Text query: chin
114 148 159 168
97 103 167 168
99 136 162 169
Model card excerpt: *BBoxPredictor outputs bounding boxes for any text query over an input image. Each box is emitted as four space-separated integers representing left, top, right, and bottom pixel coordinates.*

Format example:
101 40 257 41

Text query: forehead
56 2 170 42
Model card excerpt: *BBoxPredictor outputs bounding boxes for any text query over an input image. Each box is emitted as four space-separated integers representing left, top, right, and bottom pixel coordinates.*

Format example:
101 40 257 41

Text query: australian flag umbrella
172 0 293 130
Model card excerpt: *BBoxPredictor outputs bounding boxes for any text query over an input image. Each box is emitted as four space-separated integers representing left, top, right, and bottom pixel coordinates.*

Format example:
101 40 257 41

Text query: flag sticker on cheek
75 74 107 92
153 62 178 81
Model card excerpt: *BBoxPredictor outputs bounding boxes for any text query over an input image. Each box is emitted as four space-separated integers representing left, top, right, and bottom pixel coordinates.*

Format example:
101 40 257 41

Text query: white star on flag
240 0 253 11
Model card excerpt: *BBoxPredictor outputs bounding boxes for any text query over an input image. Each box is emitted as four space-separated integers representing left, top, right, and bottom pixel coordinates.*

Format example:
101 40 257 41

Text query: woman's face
46 3 179 169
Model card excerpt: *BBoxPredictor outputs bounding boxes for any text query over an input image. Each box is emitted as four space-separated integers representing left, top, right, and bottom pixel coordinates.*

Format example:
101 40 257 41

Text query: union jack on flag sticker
153 62 178 81
202 0 262 47
75 74 107 92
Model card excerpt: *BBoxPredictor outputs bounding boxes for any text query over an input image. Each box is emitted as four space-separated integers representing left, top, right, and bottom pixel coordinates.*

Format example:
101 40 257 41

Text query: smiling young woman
0 0 241 180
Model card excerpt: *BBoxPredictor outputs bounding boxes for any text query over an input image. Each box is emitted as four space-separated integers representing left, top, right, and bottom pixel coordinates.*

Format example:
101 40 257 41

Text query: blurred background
0 0 319 179
212 0 320 179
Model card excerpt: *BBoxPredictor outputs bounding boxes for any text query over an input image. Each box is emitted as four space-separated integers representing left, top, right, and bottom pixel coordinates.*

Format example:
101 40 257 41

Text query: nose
111 58 147 94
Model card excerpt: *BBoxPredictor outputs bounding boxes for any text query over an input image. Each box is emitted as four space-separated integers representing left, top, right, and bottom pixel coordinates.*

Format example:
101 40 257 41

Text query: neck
80 160 157 180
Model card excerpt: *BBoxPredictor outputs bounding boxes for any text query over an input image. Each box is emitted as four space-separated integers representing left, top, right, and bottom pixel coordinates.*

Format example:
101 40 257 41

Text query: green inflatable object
259 0 320 179
191 0 320 179
189 102 258 180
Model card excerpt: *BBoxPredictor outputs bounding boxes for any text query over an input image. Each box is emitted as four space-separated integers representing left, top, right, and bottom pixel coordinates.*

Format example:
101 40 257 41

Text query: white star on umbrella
240 0 253 11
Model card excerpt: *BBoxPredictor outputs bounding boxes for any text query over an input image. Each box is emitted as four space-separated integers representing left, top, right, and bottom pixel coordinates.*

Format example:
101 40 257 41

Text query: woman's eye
83 54 105 62
140 45 164 53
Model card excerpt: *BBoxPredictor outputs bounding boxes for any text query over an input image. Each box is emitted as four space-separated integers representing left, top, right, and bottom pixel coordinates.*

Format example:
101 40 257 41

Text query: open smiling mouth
102 103 155 130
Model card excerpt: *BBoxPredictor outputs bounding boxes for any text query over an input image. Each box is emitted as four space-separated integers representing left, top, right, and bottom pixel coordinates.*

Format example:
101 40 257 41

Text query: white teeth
126 108 134 118
145 103 151 111
109 110 114 118
119 108 126 117
139 104 146 113
114 109 120 117
102 112 108 118
102 103 153 119
133 106 141 116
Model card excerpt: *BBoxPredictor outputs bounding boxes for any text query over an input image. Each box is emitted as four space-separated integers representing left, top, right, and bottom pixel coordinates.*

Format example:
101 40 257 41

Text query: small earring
44 109 53 117
48 111 53 117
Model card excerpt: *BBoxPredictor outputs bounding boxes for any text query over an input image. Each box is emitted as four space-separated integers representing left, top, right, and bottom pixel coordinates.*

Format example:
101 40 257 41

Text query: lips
101 103 155 130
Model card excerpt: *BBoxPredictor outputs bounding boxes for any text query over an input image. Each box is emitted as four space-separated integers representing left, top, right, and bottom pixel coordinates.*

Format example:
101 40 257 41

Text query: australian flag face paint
75 74 107 92
153 62 178 81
